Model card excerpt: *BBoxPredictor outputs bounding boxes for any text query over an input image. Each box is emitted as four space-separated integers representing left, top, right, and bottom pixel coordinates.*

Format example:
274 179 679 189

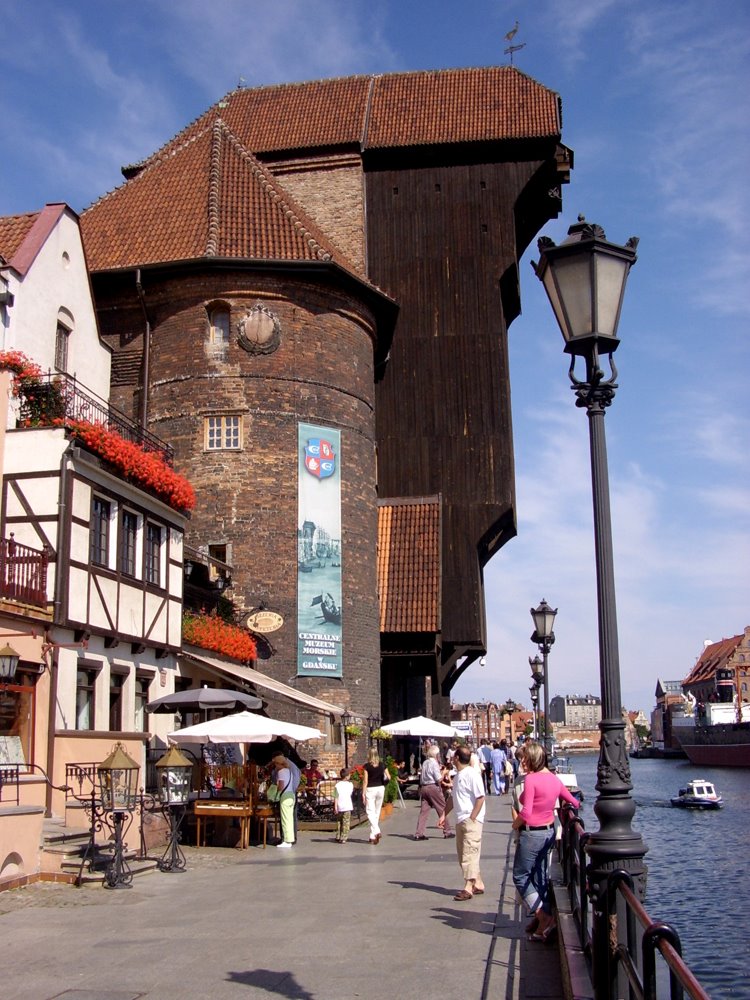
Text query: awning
180 648 345 718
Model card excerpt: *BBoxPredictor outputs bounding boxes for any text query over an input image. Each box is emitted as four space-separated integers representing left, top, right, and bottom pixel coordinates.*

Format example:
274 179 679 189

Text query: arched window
209 306 230 345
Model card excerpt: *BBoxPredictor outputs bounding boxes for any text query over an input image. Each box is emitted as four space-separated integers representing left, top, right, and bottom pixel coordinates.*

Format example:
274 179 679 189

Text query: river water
570 753 750 999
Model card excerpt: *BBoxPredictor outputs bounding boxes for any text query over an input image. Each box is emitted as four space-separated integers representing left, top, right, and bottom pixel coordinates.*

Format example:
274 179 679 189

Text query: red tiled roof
82 120 358 274
364 67 560 148
378 496 441 634
682 634 743 687
0 211 39 265
123 66 560 175
0 204 70 277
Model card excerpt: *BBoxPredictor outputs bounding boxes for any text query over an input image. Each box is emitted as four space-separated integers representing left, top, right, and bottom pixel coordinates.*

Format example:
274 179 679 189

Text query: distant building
451 701 526 744
549 694 601 728
682 629 750 708
650 679 688 751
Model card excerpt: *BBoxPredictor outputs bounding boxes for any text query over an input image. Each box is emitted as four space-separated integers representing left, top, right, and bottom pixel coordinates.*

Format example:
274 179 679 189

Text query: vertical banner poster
297 423 342 677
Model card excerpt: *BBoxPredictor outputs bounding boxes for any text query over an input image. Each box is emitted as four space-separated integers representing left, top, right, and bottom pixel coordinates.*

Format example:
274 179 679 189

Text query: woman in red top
511 741 579 941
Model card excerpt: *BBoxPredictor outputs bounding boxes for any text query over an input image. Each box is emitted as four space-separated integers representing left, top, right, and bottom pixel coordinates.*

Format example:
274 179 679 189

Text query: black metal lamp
533 216 646 1000
529 654 543 686
530 601 557 757
98 742 140 812
529 684 540 739
155 746 193 873
0 644 20 683
530 599 557 647
97 742 140 889
155 746 192 807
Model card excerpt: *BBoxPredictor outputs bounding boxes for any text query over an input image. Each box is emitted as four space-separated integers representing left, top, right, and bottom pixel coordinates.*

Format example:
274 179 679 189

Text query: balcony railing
0 534 49 607
17 371 173 465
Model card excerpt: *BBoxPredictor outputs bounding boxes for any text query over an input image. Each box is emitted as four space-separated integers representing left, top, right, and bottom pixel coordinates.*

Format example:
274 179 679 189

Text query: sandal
472 887 485 895
453 889 474 901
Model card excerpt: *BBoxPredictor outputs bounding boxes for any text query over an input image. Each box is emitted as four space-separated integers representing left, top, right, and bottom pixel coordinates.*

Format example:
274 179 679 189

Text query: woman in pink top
511 741 579 941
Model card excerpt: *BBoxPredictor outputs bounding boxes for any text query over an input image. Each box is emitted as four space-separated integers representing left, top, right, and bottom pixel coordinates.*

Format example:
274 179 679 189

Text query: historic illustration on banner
297 423 342 677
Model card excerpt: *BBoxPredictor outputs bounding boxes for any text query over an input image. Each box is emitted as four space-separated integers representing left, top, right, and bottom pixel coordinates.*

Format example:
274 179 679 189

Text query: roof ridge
215 119 333 263
83 123 214 216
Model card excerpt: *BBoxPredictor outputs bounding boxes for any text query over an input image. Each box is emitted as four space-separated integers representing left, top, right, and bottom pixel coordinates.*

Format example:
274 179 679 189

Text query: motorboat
670 778 723 809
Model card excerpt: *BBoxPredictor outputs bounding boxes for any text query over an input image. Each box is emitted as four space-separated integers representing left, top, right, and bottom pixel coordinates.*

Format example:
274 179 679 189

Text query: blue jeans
512 828 556 914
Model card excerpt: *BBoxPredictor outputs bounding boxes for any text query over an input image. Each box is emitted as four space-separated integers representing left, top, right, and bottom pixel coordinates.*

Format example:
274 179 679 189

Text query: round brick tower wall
96 265 382 727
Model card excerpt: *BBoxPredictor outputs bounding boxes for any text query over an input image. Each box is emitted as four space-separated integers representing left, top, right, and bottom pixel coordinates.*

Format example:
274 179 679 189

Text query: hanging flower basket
183 612 257 663
66 419 195 512
344 724 363 738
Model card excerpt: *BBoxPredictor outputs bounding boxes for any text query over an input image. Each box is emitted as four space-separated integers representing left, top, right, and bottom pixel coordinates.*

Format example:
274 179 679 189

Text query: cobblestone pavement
0 796 565 1000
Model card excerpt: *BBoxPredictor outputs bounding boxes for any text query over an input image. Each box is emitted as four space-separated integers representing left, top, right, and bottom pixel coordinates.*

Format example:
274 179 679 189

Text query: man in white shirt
450 745 486 900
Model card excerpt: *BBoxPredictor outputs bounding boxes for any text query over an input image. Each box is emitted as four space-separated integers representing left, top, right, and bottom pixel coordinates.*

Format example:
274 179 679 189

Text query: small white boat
670 778 723 810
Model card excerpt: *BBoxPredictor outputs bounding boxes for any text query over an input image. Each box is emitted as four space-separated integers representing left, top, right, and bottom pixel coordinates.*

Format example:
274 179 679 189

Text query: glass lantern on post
155 746 193 872
97 742 140 888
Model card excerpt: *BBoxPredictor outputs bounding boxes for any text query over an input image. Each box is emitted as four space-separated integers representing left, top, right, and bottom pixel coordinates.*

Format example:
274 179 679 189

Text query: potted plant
370 727 391 742
344 723 363 738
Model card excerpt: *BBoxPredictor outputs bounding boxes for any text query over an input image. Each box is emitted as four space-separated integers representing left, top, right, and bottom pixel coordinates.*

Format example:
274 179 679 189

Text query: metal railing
0 764 21 804
18 372 173 464
0 534 49 607
557 807 711 1000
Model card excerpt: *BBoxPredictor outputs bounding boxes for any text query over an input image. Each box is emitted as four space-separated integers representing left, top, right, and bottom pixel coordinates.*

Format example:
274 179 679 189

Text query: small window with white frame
145 521 163 587
205 415 242 451
55 307 74 372
119 509 140 577
91 495 113 567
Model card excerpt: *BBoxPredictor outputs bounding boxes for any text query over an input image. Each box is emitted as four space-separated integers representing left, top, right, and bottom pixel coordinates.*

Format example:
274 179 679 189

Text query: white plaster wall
2 209 111 400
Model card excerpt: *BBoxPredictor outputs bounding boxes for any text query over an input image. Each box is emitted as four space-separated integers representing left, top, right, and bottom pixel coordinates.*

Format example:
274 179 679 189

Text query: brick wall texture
95 265 383 731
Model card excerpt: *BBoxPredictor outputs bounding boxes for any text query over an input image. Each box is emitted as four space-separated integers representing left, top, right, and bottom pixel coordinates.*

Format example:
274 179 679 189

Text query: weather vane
503 20 526 65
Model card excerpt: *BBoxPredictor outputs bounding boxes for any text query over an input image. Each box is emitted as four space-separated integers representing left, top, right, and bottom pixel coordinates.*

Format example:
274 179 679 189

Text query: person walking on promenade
450 746 486 900
478 740 493 794
272 753 301 849
333 768 354 843
490 742 507 795
414 745 453 840
361 747 389 844
511 741 580 941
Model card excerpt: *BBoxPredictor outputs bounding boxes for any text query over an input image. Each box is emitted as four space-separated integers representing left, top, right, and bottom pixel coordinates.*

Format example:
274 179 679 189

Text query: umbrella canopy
168 710 324 745
146 687 263 714
380 715 461 738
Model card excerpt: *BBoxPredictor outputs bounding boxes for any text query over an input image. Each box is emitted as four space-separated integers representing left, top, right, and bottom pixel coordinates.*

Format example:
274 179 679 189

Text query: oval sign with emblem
245 609 284 634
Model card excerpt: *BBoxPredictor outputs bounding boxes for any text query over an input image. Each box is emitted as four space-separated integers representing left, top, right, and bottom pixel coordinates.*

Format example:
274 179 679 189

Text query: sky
2 0 748 715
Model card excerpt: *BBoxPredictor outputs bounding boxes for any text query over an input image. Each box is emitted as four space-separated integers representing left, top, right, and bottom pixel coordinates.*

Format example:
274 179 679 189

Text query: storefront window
0 677 35 770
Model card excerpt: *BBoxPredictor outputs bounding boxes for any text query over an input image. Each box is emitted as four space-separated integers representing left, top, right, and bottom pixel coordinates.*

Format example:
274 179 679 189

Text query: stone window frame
204 413 243 451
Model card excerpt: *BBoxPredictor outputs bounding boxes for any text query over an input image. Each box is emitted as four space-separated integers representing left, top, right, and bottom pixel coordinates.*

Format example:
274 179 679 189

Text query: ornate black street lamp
528 684 540 739
341 711 351 767
97 742 140 889
530 600 557 757
533 216 647 999
155 746 193 873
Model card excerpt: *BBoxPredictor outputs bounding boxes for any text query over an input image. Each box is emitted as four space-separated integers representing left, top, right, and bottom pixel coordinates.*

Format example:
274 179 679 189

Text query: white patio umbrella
380 715 461 737
168 710 324 745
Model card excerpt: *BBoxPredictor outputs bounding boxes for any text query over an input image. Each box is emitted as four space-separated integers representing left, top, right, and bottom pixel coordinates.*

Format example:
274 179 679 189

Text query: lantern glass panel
593 252 629 337
99 765 138 811
160 765 191 805
547 253 593 341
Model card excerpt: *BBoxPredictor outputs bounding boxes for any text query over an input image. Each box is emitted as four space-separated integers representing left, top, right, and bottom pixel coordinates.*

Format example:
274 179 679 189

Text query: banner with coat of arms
297 423 342 678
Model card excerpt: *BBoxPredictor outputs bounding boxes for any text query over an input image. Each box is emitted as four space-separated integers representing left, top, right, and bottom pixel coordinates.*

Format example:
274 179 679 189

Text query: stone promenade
0 794 566 1000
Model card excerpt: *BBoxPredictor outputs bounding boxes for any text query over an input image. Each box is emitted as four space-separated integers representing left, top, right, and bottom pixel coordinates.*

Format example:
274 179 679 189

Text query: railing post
642 922 683 1000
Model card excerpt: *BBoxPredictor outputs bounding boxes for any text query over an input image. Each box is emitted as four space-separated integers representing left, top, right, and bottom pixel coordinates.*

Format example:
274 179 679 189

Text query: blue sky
3 0 748 714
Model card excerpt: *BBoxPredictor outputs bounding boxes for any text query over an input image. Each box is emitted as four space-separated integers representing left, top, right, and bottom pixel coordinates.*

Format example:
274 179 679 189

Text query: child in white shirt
334 768 354 843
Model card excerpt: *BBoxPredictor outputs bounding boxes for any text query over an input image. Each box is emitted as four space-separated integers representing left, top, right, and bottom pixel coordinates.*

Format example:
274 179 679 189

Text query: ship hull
676 723 750 767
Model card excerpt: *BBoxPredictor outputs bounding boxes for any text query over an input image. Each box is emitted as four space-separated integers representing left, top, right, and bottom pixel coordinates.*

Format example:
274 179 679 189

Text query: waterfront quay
0 795 568 1000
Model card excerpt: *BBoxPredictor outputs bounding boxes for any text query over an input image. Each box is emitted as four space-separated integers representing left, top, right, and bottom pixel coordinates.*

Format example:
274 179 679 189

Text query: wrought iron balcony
17 371 173 465
0 534 49 608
